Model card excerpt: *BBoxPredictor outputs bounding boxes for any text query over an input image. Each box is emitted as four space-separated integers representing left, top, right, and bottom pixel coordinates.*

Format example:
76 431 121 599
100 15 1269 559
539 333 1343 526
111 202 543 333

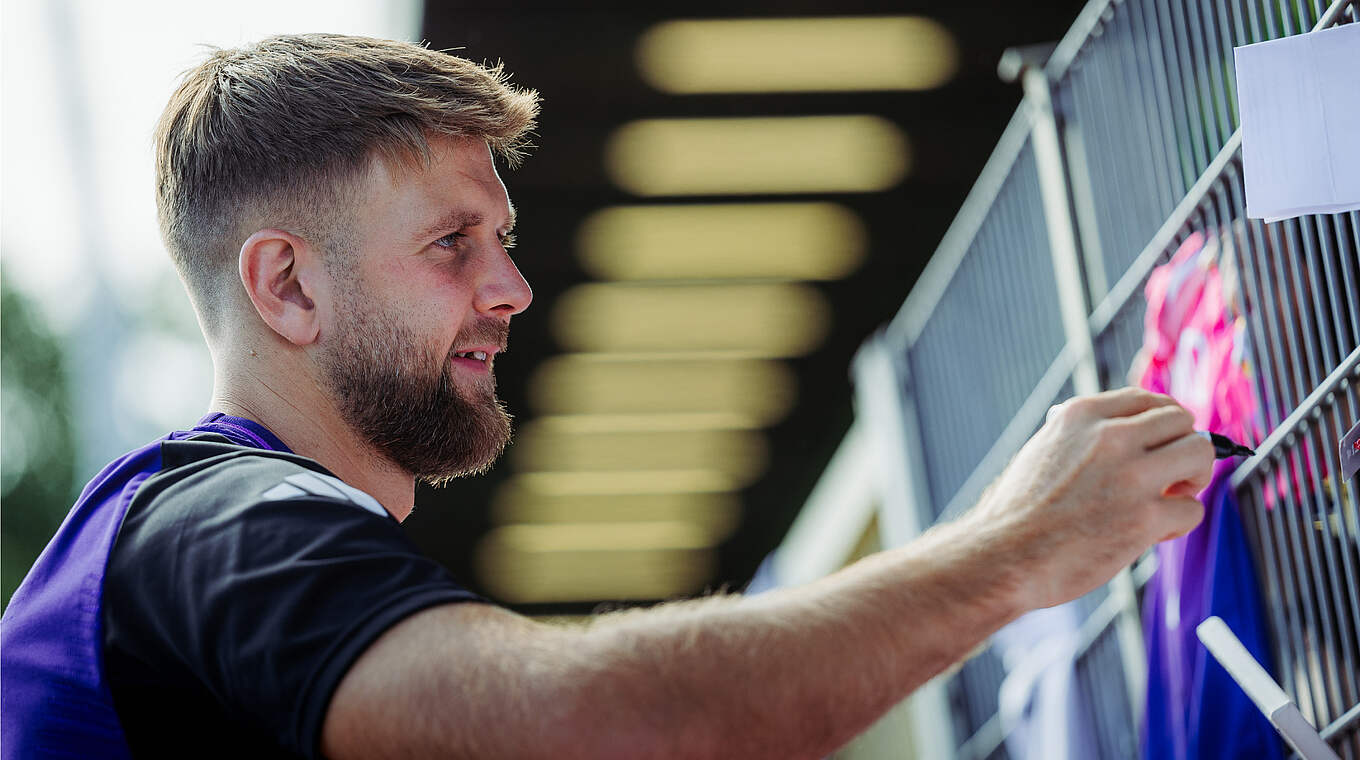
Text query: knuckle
1049 397 1082 423
1093 424 1130 458
1065 396 1094 417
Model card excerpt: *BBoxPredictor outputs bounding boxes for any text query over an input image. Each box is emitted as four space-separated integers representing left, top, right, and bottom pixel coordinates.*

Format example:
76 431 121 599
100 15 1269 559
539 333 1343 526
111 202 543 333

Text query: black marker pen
1198 431 1256 459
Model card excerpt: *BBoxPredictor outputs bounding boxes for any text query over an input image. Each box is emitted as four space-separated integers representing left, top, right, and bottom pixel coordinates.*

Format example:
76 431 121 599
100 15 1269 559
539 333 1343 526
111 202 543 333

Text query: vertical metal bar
1007 163 1060 393
1126 0 1179 216
1068 55 1120 278
1264 466 1324 725
1023 76 1101 397
1085 36 1145 277
1185 0 1231 149
1023 66 1146 728
1262 0 1282 39
1224 169 1285 431
1165 0 1213 169
1333 213 1360 345
1099 23 1156 282
1314 218 1354 363
1302 218 1342 370
1000 168 1042 398
1318 405 1360 706
853 337 959 760
1265 221 1313 406
1286 428 1347 721
1227 0 1250 48
1248 476 1299 700
1281 220 1326 388
1213 0 1242 129
1137 0 1192 198
1006 155 1053 395
1293 0 1312 32
1234 195 1297 426
1153 0 1200 187
1277 449 1333 724
1057 84 1113 305
1245 0 1267 43
1280 0 1301 34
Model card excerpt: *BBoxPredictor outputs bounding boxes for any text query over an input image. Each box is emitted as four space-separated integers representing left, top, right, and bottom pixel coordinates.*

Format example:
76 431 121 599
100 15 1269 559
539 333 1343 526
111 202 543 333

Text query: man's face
317 137 532 485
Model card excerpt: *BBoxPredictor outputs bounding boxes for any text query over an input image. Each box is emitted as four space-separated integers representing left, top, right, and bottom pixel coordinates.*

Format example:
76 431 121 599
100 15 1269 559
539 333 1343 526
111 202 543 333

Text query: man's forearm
323 515 1023 760
542 516 1025 760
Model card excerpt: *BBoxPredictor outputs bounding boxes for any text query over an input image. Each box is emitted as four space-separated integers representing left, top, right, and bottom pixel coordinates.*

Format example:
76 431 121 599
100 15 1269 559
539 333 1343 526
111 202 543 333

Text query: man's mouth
450 346 501 373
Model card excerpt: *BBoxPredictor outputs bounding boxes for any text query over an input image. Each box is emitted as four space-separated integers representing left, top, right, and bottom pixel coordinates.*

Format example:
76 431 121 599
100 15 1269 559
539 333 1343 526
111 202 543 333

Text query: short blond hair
153 33 539 327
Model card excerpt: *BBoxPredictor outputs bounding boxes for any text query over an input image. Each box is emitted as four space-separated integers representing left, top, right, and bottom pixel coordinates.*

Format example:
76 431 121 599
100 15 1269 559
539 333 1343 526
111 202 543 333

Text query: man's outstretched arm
320 388 1213 760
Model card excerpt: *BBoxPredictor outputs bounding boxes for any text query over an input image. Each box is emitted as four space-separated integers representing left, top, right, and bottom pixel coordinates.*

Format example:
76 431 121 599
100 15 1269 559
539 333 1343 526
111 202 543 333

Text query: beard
318 296 513 487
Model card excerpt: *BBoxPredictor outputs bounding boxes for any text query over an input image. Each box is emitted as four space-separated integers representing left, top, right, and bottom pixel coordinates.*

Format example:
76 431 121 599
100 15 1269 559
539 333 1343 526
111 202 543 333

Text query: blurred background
0 0 1083 612
8 2 1359 758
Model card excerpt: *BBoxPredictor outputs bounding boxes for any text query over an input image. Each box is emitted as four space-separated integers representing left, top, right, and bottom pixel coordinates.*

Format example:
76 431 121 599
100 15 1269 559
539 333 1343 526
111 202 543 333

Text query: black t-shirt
103 435 480 758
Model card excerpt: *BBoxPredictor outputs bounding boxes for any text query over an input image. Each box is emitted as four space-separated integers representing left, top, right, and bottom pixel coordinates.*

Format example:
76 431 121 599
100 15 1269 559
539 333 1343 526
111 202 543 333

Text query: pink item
1138 232 1259 448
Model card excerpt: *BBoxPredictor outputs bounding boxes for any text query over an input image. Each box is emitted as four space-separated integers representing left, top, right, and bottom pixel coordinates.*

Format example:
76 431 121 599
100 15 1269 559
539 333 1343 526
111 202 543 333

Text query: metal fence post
1021 63 1149 727
853 335 958 760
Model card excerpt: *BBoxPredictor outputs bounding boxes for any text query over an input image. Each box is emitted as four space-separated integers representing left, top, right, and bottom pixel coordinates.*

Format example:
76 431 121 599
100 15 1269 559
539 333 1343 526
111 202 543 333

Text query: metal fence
851 0 1360 757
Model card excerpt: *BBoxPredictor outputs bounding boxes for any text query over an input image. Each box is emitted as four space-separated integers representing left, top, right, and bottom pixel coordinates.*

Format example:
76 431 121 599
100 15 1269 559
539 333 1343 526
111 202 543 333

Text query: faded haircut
153 33 539 333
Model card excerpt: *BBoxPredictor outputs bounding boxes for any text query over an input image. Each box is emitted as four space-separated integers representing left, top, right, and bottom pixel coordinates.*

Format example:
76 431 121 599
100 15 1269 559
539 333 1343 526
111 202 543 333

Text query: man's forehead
358 137 515 233
366 136 501 190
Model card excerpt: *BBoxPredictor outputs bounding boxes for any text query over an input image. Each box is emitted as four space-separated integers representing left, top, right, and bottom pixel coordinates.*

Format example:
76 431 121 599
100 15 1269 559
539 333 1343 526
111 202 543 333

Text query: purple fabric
1140 460 1283 760
0 414 287 759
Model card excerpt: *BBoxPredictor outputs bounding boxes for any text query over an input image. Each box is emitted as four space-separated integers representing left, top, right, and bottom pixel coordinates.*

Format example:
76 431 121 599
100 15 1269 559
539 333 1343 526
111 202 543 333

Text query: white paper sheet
1233 22 1360 223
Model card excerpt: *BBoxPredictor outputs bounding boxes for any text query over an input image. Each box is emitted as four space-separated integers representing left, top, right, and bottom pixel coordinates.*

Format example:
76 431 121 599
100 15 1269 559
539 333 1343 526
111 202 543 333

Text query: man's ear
239 229 323 346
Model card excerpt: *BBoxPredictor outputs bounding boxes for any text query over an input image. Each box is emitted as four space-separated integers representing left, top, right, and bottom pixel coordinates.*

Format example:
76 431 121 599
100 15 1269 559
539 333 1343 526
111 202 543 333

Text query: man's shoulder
131 434 392 528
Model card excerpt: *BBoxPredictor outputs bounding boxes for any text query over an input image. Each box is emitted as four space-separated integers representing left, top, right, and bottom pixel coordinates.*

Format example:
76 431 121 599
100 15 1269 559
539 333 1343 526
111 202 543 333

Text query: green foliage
1 273 79 611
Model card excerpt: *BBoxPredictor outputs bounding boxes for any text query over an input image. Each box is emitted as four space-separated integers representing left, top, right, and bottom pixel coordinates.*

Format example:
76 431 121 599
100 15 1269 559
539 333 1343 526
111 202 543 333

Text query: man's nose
475 247 533 317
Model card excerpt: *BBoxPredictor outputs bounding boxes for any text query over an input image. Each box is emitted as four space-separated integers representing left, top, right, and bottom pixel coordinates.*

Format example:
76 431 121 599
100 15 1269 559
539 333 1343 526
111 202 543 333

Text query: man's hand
964 386 1214 610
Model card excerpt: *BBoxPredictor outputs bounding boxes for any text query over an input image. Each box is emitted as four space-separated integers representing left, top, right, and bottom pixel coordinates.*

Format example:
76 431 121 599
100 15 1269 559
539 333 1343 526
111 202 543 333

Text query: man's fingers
1154 495 1205 542
1120 404 1196 450
1144 431 1216 494
1055 387 1179 422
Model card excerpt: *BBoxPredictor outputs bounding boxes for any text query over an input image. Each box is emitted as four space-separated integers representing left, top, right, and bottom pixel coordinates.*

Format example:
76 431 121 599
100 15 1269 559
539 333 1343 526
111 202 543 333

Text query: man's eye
500 232 517 250
434 231 465 249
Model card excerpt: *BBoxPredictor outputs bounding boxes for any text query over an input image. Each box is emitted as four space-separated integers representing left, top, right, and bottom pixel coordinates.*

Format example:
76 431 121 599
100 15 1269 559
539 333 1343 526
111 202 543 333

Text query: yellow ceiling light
491 486 742 540
485 521 715 553
513 470 734 496
532 412 762 434
477 534 715 603
605 115 909 196
551 281 830 355
636 16 959 94
510 425 768 487
576 202 867 281
528 355 797 422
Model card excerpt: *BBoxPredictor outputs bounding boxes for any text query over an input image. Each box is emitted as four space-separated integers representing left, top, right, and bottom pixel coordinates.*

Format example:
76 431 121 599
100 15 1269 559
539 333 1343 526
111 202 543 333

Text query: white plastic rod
1196 616 1341 760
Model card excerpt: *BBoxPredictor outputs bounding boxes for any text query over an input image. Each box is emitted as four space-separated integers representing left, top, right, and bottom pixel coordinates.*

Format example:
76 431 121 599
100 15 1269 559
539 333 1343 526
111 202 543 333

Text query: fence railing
832 0 1360 757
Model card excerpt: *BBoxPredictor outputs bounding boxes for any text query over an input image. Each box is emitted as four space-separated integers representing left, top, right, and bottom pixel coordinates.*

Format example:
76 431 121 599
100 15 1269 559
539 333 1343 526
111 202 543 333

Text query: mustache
450 317 510 355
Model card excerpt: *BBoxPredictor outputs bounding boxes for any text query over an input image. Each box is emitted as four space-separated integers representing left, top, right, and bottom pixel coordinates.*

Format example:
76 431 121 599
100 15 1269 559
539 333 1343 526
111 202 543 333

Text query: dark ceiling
404 0 1089 614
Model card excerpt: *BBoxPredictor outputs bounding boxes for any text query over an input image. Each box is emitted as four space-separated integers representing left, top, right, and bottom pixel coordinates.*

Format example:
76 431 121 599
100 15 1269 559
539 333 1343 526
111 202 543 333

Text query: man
0 33 1213 759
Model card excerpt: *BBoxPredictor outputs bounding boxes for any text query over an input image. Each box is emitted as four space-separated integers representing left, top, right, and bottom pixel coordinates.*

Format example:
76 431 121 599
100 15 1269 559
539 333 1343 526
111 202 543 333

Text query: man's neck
209 361 417 521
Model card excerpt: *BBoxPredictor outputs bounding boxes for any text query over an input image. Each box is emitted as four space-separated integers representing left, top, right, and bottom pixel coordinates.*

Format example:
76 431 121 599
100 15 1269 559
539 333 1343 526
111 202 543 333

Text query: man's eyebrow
416 209 483 242
415 205 517 242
